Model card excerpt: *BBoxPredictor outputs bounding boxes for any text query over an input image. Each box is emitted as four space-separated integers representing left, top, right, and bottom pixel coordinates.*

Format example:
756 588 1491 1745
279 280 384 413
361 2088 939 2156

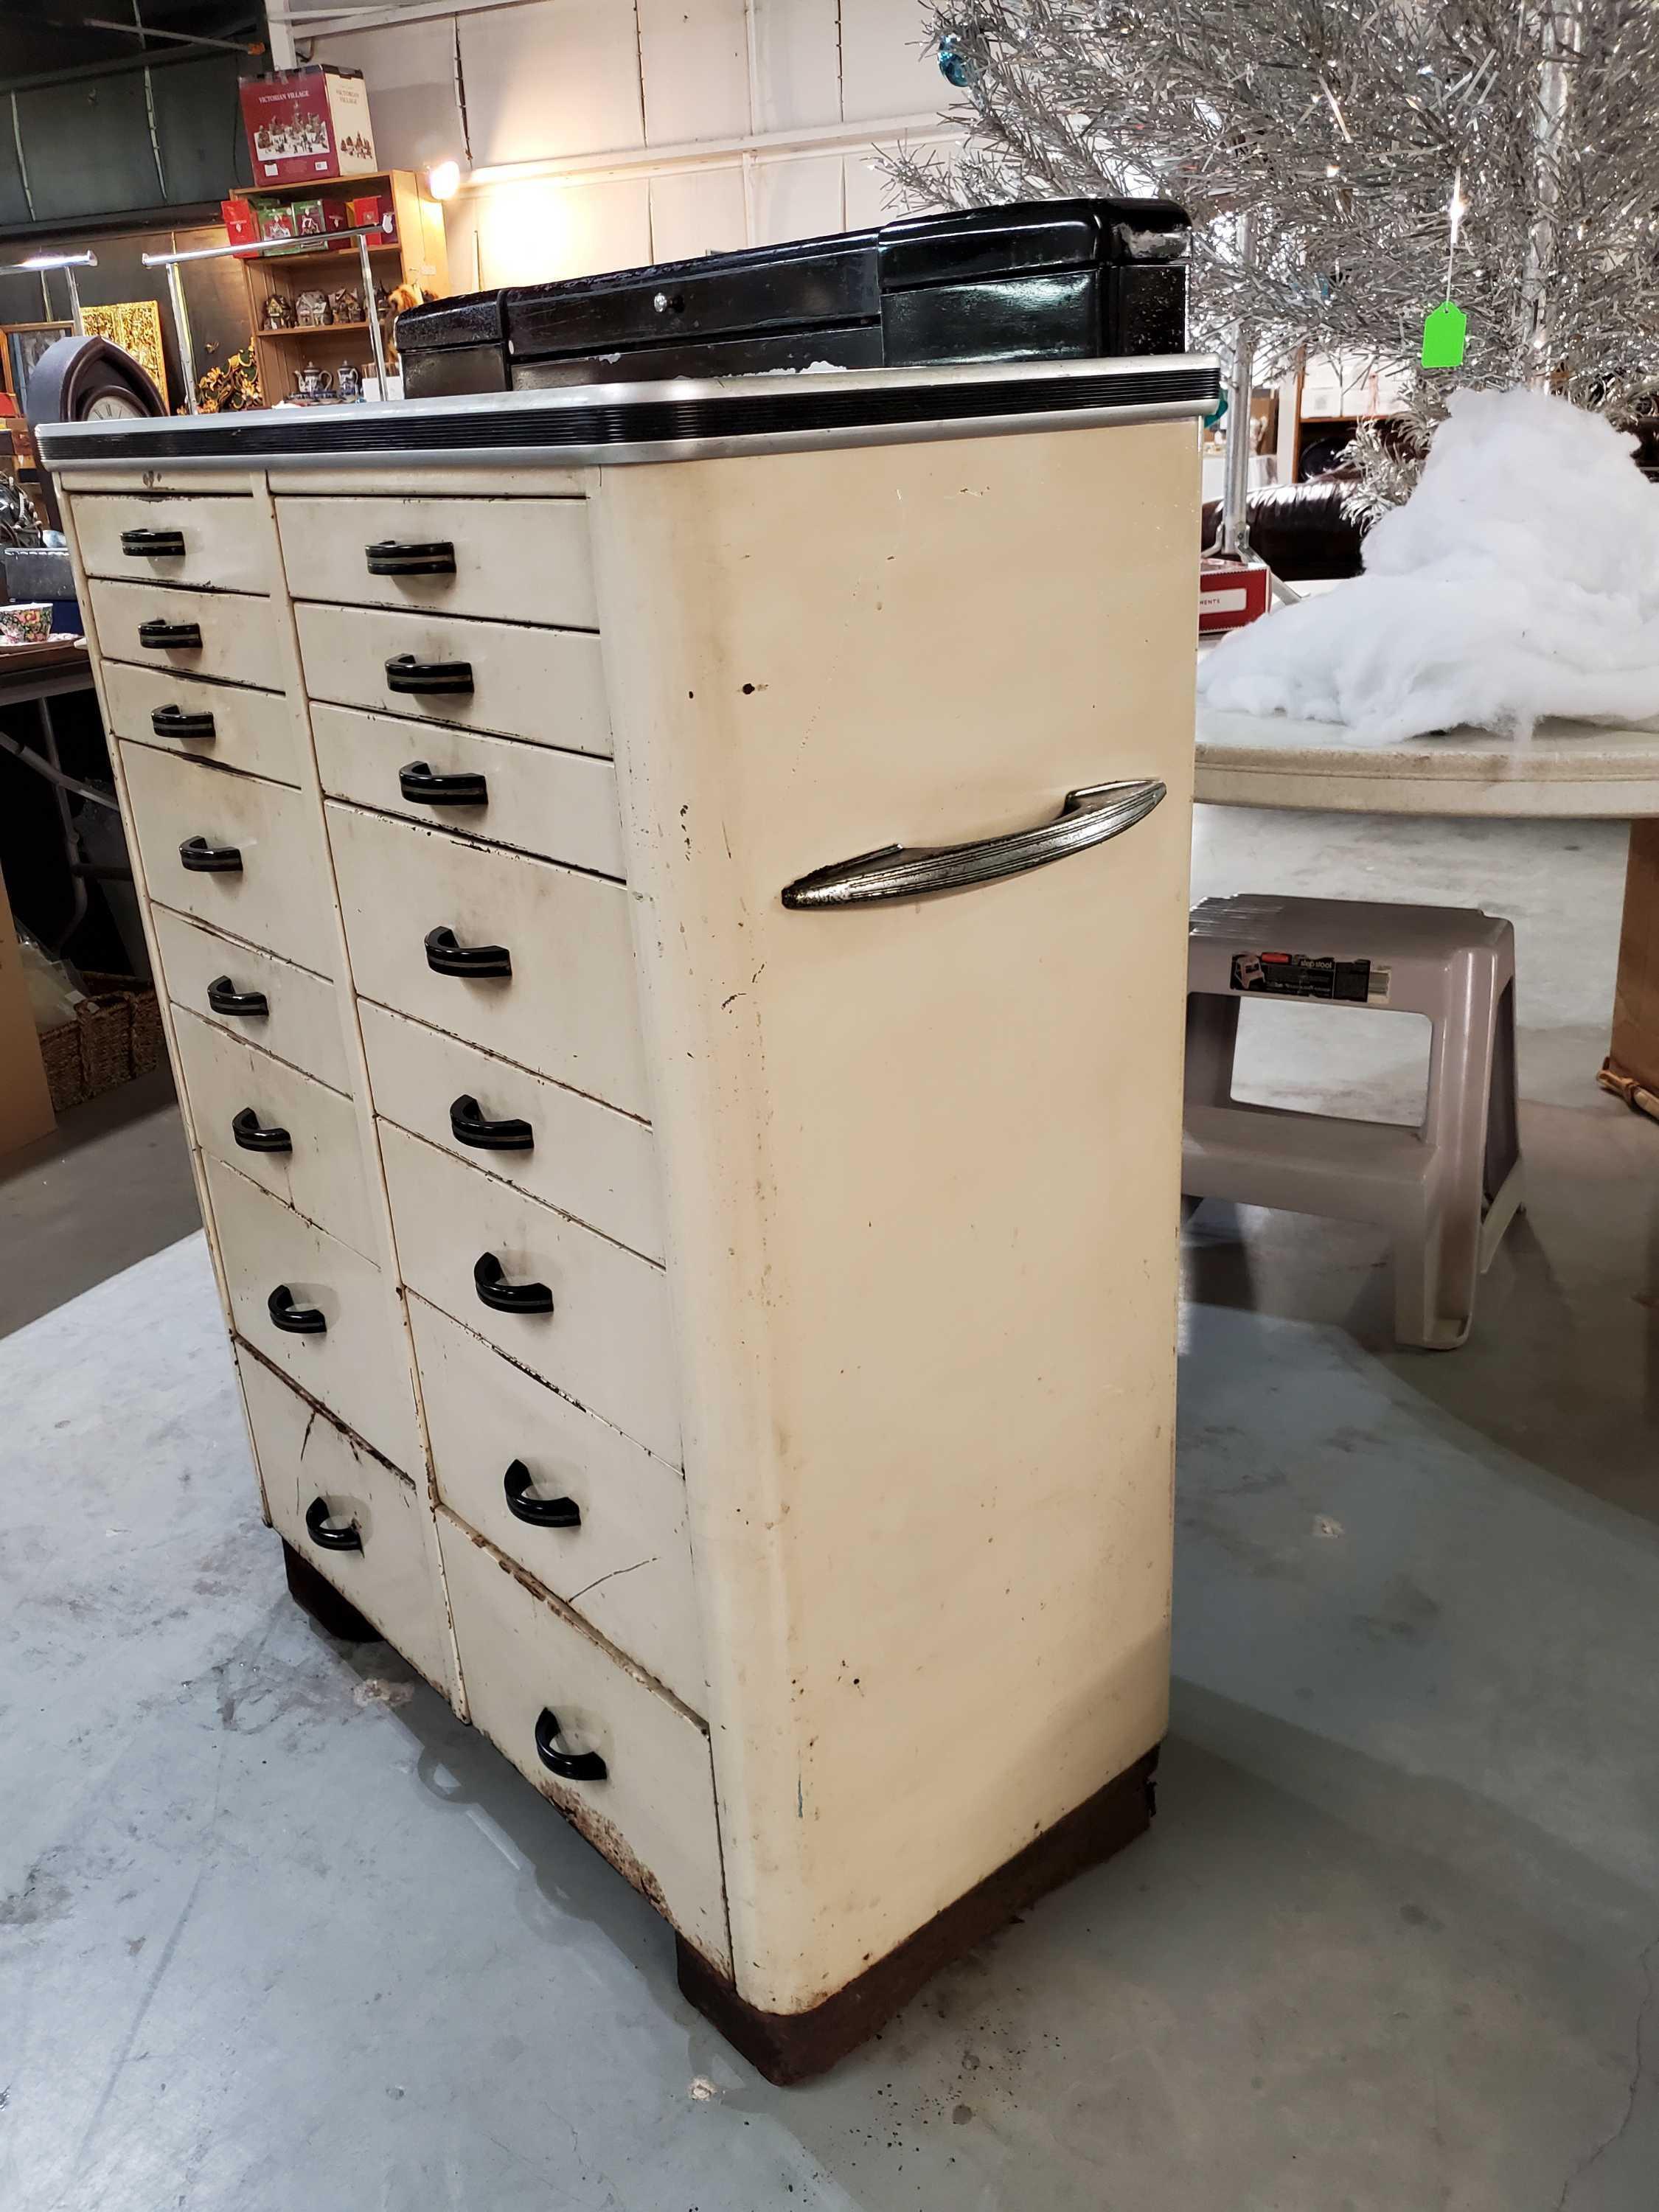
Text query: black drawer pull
425 925 510 979
151 703 216 740
385 652 473 695
535 1707 606 1782
138 618 202 651
366 538 456 577
504 1458 580 1529
305 1496 361 1551
179 835 241 874
268 1284 326 1335
449 1092 533 1152
121 526 186 557
206 974 268 1018
232 1105 291 1154
473 1251 553 1316
400 759 487 807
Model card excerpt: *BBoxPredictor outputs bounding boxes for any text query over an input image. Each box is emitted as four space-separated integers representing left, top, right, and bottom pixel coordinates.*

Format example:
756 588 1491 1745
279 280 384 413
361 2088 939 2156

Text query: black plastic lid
878 199 1190 287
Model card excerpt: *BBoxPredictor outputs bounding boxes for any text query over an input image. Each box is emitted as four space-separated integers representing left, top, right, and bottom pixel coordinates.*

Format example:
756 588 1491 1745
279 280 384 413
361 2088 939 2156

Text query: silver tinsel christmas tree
888 2 1659 487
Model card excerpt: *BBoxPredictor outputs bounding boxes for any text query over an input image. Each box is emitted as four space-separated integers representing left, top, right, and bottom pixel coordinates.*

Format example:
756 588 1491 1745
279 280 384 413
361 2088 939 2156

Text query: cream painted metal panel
458 0 645 167
295 601 611 756
73 491 273 595
588 421 1194 2014
89 579 285 691
310 703 625 878
437 1503 728 1969
410 1296 700 1706
380 1121 679 1462
241 1352 453 1698
102 660 301 787
151 908 352 1097
326 801 650 1119
276 494 598 630
648 170 749 263
206 1153 422 1473
752 155 844 246
172 1007 377 1260
358 1000 662 1262
637 0 748 142
119 742 336 975
752 0 842 131
838 0 933 122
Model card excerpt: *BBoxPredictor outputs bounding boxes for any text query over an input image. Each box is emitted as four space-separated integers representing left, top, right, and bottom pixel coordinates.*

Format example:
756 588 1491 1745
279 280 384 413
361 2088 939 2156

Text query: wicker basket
37 972 167 1114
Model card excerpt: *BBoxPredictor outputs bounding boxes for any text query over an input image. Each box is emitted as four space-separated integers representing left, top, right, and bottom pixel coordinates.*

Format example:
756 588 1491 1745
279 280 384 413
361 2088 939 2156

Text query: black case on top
395 198 1190 398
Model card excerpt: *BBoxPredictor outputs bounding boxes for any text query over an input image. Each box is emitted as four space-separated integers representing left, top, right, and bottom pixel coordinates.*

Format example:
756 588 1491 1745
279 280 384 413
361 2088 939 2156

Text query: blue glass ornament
939 31 981 88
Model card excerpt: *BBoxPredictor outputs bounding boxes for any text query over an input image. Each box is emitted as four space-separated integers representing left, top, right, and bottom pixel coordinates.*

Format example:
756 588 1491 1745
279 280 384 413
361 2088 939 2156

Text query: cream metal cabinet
43 355 1216 2081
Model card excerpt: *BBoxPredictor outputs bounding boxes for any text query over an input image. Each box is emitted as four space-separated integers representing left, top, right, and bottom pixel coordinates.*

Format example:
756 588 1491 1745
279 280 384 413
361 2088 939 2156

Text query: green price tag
1422 299 1467 368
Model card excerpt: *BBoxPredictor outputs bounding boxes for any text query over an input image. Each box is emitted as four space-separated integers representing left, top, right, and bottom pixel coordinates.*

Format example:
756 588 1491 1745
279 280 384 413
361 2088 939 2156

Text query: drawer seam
381 1115 663 1270
120 733 300 790
438 1503 708 1731
308 692 611 757
212 1149 383 1265
357 995 652 1127
170 998 352 1100
292 597 600 638
406 1289 685 1481
324 791 624 882
151 900 334 983
236 1335 417 1491
102 663 285 696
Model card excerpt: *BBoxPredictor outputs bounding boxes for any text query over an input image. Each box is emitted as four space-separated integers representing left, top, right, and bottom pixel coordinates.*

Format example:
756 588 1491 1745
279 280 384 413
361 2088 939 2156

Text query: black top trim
38 362 1220 468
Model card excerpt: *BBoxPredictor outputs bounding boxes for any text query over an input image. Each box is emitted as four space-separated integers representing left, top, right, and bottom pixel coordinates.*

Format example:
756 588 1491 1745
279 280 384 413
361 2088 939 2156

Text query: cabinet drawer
327 801 649 1118
380 1123 678 1463
102 660 299 787
311 703 625 877
206 1153 420 1472
74 491 271 595
91 578 284 691
153 908 352 1097
277 493 597 629
173 1006 376 1259
438 1504 726 1968
411 1297 700 1706
121 742 335 975
240 1351 451 1697
359 1001 661 1262
296 602 610 757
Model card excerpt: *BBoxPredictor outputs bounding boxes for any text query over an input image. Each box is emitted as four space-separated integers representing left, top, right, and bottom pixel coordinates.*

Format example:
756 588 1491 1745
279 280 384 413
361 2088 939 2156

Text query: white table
1193 692 1659 1115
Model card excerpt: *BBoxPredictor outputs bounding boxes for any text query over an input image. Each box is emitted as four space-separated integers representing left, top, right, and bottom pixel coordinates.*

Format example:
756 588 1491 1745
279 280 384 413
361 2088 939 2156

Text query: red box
1198 556 1272 633
221 195 260 258
345 192 396 243
240 63 377 186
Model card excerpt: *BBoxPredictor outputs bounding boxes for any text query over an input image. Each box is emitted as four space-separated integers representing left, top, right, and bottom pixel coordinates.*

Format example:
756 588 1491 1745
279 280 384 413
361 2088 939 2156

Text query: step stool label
1231 949 1391 1005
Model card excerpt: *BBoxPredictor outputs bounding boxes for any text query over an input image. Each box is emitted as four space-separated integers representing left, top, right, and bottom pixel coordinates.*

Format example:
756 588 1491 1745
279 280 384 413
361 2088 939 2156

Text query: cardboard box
240 63 377 185
1198 555 1272 633
1599 822 1659 1121
256 202 303 257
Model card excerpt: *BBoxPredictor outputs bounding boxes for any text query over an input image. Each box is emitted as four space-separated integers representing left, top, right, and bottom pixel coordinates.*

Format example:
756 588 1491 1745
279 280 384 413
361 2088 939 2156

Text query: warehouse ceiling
0 2 265 89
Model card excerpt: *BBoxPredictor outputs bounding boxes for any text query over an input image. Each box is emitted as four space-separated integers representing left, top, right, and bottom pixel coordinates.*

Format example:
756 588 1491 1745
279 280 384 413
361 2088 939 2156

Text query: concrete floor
2 807 1657 2211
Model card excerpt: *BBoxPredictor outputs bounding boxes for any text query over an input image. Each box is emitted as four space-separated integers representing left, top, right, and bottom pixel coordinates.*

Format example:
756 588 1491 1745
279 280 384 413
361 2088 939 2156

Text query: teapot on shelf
293 366 334 403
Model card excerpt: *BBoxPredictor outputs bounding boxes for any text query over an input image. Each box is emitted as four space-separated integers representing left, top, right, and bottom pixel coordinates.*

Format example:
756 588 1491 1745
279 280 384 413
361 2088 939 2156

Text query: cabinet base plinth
676 1746 1159 2084
281 1539 380 1644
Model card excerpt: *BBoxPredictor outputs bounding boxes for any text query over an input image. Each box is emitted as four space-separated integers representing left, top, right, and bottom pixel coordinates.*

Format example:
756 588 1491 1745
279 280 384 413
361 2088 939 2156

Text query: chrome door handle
779 778 1166 910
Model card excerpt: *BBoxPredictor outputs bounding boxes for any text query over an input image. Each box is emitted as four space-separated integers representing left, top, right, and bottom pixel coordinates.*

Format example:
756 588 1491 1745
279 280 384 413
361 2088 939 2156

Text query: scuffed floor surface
4 806 1658 2210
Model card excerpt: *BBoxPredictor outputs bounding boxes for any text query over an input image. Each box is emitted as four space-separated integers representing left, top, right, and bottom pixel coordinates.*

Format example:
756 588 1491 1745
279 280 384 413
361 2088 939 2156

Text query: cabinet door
439 1505 727 1970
